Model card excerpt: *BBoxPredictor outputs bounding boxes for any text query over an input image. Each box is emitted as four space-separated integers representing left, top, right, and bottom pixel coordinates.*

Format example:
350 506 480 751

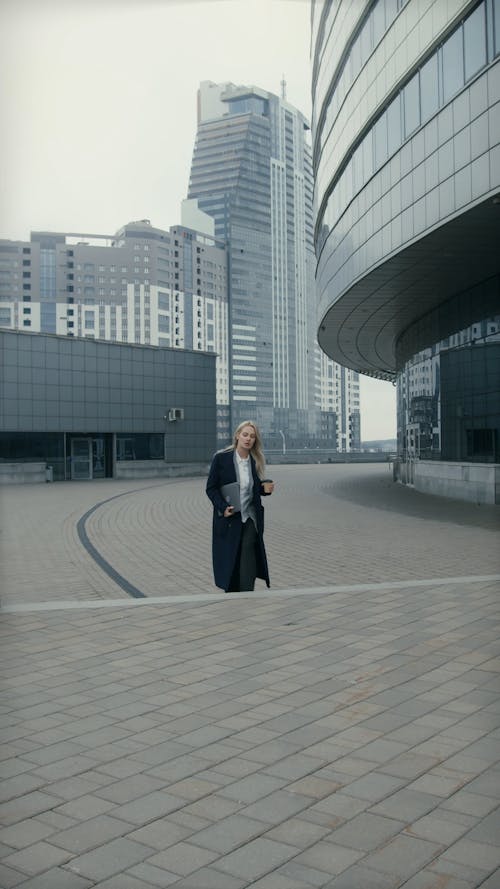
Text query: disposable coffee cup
262 478 274 494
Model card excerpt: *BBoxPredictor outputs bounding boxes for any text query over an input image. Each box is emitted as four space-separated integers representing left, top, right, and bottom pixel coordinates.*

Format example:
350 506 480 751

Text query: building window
466 428 496 459
374 113 388 169
403 72 420 137
495 0 500 55
420 54 439 123
464 2 487 80
442 27 464 103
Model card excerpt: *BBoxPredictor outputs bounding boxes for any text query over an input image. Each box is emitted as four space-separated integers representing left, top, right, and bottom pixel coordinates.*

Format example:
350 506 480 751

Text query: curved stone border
75 486 162 599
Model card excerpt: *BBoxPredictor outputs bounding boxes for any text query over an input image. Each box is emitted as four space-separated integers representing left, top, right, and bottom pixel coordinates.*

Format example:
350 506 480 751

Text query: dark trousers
228 519 257 592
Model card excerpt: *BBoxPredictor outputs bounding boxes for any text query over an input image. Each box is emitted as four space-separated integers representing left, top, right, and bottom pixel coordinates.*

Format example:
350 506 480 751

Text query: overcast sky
0 0 396 440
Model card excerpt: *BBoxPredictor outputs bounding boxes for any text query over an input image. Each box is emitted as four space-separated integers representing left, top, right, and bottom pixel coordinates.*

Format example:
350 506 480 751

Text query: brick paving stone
262 752 330 781
404 811 477 846
440 791 500 817
125 860 181 885
428 856 493 885
210 836 299 880
399 873 478 889
91 874 174 889
249 875 313 889
1 840 73 875
463 809 500 846
0 863 27 888
0 791 66 827
92 774 166 805
474 871 500 889
326 811 406 851
36 810 77 831
238 789 313 825
64 837 153 881
0 818 55 849
360 834 442 881
340 771 406 803
322 864 402 888
219 773 286 804
277 858 344 886
265 816 330 849
48 813 134 854
167 867 247 888
54 794 116 820
370 788 443 821
439 837 500 871
293 840 364 876
145 840 220 876
9 867 93 888
38 774 113 802
186 813 266 853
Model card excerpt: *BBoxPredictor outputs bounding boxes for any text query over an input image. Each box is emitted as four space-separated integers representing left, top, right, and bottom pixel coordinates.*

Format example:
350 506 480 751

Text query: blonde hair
226 420 266 478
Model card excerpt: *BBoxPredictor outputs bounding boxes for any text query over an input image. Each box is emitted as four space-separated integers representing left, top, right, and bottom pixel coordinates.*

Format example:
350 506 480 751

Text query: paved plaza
0 464 499 888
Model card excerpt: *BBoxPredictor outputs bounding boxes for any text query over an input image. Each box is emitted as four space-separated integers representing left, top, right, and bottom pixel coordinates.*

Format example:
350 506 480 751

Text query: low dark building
0 329 216 482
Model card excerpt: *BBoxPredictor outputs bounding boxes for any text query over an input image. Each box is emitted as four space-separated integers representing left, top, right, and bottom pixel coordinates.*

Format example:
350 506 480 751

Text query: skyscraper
188 80 360 449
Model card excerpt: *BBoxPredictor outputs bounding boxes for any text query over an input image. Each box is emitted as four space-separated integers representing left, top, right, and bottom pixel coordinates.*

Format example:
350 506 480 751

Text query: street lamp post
278 429 286 456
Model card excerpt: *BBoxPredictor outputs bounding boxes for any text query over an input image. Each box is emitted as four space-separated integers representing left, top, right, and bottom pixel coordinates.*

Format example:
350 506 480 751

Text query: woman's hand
262 480 275 494
224 505 235 518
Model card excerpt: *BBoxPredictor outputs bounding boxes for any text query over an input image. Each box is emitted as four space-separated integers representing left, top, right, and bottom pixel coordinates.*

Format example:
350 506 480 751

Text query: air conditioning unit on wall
167 408 184 422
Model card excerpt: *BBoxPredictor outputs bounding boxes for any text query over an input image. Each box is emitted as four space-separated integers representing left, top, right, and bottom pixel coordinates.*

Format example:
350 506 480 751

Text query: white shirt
235 452 256 527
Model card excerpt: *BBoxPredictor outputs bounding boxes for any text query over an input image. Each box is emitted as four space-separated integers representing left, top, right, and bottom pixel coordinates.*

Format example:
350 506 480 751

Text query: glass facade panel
387 94 402 156
403 72 420 137
464 2 487 80
116 433 164 460
397 327 500 463
495 0 500 56
420 54 439 123
0 432 66 480
374 112 388 168
442 27 465 103
372 1 385 46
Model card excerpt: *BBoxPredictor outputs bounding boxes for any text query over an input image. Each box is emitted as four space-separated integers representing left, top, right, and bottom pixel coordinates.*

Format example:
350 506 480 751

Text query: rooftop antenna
281 74 287 100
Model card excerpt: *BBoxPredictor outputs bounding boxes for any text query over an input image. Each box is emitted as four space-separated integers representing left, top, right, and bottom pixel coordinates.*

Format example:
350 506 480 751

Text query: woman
206 421 275 593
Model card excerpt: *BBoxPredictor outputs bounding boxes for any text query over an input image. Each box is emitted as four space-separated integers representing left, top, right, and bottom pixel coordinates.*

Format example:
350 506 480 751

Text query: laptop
220 482 241 513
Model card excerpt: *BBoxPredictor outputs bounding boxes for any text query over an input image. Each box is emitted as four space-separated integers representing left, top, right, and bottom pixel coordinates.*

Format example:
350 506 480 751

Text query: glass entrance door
71 438 92 480
92 438 105 479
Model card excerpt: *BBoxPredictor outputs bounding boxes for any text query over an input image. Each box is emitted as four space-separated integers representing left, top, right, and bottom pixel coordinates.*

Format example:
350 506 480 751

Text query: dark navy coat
206 449 270 592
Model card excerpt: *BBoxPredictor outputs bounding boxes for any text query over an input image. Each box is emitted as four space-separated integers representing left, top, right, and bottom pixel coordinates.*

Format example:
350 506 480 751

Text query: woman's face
236 425 256 452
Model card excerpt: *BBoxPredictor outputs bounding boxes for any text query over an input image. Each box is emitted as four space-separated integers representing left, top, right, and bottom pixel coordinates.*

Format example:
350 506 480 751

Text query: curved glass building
312 0 500 502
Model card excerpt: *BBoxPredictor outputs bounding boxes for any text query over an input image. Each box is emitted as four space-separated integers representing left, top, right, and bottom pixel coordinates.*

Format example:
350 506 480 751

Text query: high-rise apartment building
312 0 500 501
0 215 231 442
188 80 360 450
